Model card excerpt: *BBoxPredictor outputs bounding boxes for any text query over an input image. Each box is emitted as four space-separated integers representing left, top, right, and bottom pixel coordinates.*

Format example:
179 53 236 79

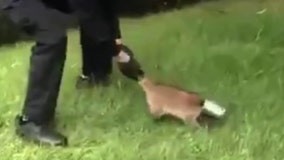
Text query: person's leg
2 0 68 146
75 8 114 87
79 25 94 77
76 24 96 88
90 39 115 85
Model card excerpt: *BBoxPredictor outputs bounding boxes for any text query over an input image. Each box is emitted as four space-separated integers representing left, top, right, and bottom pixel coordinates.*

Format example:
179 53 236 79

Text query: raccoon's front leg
148 105 164 120
184 115 201 128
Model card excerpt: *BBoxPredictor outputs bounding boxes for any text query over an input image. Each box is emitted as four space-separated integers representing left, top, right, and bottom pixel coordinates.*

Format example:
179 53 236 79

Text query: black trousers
79 22 117 77
2 0 69 124
71 1 120 77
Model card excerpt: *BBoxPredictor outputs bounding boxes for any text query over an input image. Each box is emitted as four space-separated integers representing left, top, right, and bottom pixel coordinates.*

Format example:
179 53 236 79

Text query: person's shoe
15 115 68 147
75 74 93 89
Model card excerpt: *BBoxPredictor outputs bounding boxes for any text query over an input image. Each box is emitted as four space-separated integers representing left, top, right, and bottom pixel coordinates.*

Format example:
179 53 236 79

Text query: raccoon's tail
201 99 226 119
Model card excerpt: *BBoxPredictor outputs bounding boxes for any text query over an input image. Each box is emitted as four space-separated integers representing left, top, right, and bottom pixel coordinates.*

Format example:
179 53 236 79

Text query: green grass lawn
1 0 284 159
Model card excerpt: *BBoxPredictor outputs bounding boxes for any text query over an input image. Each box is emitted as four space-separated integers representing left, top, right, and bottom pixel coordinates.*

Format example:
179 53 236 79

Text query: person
72 0 144 88
1 0 144 147
1 0 73 146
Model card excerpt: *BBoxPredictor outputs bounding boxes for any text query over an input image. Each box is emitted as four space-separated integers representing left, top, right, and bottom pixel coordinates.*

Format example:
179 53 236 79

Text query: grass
1 0 284 159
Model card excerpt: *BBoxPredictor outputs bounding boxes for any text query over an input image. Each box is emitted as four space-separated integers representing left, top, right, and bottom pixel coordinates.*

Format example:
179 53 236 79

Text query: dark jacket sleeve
1 0 73 13
112 11 121 39
41 0 73 14
103 0 121 39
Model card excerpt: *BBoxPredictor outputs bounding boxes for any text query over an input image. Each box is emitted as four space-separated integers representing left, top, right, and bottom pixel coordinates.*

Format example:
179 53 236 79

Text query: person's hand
115 38 123 54
115 38 123 45
114 39 130 63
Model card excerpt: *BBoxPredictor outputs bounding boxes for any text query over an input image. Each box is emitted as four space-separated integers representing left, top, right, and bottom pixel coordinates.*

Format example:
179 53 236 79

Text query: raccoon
138 77 226 127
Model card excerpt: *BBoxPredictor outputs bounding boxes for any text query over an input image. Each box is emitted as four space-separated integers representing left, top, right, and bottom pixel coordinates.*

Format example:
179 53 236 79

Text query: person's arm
104 0 122 40
41 0 73 14
112 0 121 39
112 14 121 40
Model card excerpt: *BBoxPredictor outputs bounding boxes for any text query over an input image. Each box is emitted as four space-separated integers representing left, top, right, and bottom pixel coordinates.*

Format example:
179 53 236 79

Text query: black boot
15 115 68 147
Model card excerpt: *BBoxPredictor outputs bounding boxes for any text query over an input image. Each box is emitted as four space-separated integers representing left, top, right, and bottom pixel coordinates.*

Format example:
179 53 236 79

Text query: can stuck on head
201 100 226 119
